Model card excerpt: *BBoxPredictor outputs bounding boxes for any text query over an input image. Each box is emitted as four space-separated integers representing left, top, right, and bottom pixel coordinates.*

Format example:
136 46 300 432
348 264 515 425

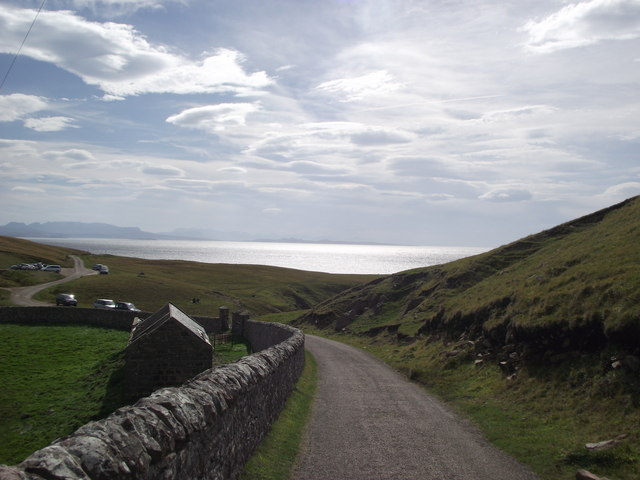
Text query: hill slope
296 195 640 358
294 196 640 480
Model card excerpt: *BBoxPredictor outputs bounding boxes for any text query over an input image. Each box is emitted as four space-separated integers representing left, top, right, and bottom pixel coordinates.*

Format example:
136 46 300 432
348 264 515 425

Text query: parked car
56 293 77 306
99 265 109 275
93 299 116 309
92 264 104 270
115 301 140 312
42 265 61 273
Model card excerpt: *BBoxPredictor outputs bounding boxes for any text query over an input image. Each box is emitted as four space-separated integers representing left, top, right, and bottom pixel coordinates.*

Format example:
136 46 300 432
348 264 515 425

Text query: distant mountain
0 222 170 240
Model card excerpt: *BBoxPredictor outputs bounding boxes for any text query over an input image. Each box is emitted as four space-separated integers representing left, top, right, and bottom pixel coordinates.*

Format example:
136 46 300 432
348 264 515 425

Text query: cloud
0 94 47 122
263 207 281 214
523 0 640 53
62 0 185 17
0 7 272 97
349 127 416 145
480 188 533 203
43 148 96 162
601 181 640 198
23 116 77 132
140 164 184 176
478 105 558 123
316 70 405 101
166 103 261 132
10 186 46 194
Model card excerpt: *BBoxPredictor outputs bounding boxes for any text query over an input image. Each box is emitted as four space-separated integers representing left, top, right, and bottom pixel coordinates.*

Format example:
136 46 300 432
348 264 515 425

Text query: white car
93 299 116 309
42 265 61 273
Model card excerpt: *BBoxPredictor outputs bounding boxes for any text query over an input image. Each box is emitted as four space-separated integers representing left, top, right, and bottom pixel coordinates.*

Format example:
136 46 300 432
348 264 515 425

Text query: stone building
124 303 213 399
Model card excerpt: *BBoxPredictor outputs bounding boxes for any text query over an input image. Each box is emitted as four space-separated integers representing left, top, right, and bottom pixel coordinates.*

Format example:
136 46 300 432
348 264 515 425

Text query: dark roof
128 303 210 346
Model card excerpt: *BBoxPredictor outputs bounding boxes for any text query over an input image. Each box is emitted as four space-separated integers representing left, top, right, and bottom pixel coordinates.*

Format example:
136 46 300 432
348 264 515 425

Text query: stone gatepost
218 306 229 330
232 311 250 336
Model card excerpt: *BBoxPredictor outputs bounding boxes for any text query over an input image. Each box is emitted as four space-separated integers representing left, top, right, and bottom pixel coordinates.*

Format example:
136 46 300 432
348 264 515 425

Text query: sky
0 0 638 247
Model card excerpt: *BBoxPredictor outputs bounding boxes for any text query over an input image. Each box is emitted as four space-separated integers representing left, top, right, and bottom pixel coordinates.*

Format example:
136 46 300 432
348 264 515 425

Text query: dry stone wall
0 312 305 480
0 306 228 333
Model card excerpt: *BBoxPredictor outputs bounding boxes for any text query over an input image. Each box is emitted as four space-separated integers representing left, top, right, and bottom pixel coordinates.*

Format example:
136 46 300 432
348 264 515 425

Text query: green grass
0 269 61 288
240 351 318 480
0 236 83 269
0 324 130 465
211 334 252 365
31 253 376 317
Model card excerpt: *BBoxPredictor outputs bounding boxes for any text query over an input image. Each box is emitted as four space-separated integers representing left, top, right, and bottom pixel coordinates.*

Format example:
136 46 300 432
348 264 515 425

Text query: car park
93 299 116 309
115 301 140 312
56 293 77 306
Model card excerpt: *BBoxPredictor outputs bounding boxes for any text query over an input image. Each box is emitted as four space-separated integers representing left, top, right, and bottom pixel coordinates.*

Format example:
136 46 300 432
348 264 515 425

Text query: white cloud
10 186 46 194
43 148 96 161
480 188 534 203
140 164 184 176
523 0 640 53
478 105 558 123
23 116 76 132
0 94 47 122
63 0 185 17
601 181 640 198
316 70 405 102
0 7 272 97
166 103 261 132
263 207 281 214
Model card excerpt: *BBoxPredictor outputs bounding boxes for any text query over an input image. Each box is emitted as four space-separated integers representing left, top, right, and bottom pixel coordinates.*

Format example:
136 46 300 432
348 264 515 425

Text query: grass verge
240 350 318 480
0 324 130 465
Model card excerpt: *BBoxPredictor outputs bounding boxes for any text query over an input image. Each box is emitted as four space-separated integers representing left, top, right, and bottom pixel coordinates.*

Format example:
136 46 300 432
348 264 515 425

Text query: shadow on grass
90 350 131 419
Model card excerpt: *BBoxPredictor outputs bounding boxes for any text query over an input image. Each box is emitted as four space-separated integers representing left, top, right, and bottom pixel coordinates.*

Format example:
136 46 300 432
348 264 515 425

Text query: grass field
31 253 376 317
0 324 130 465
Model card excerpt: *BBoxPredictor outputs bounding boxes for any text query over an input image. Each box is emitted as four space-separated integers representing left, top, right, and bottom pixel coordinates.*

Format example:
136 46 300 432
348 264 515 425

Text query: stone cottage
124 303 213 399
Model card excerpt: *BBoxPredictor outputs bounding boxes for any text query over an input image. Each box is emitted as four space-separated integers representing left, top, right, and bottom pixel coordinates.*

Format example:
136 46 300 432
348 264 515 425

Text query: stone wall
0 306 228 333
0 317 305 480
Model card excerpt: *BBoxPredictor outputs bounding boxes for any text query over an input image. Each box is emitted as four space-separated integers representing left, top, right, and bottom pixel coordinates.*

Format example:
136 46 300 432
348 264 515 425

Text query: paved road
8 255 96 306
292 335 540 480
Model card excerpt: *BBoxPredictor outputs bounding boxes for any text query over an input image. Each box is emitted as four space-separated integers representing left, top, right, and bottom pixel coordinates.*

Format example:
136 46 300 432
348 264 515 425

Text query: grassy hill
293 195 640 480
0 236 377 314
297 195 640 354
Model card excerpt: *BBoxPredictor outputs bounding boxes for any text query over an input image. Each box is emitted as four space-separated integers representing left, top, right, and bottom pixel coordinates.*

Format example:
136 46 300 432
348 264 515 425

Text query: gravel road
291 334 540 480
8 255 96 306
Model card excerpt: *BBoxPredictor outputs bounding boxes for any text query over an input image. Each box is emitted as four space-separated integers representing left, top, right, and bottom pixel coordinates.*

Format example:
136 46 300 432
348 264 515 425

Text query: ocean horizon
27 237 489 275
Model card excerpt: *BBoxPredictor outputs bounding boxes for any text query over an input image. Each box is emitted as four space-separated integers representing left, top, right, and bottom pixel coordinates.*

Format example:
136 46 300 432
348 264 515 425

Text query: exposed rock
575 469 610 480
585 434 627 451
20 445 89 480
0 465 39 480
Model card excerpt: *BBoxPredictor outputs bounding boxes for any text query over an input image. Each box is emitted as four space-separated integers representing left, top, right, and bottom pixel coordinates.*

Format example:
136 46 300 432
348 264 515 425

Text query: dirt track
292 335 540 480
8 255 96 306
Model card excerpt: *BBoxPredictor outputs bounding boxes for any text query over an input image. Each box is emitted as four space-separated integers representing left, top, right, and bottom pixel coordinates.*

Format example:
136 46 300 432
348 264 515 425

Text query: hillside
296 196 640 356
0 236 377 315
293 196 640 479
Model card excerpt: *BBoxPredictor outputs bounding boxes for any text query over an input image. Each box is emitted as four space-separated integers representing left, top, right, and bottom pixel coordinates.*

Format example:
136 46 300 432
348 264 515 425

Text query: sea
27 237 489 275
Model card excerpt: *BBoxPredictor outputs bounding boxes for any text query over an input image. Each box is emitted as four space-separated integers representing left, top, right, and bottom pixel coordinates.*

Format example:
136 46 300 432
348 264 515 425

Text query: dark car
56 293 77 306
115 301 140 312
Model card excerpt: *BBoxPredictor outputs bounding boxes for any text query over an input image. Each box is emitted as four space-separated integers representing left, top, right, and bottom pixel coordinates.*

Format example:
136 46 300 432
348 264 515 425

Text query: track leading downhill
292 335 539 480
8 255 96 306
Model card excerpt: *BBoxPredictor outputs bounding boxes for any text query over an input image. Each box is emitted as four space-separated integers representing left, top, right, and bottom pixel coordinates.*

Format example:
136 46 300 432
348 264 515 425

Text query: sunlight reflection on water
29 238 489 274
